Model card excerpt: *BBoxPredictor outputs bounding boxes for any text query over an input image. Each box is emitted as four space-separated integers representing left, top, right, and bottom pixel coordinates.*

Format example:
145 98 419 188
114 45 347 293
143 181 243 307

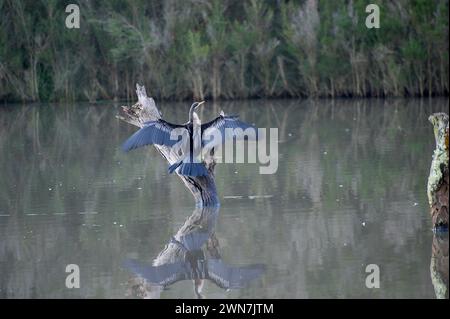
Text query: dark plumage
122 101 258 176
121 120 185 151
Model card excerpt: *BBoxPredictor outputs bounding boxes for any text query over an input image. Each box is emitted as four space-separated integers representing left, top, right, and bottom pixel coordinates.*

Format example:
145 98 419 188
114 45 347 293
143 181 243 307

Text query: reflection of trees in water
219 98 448 298
0 98 448 298
0 104 133 297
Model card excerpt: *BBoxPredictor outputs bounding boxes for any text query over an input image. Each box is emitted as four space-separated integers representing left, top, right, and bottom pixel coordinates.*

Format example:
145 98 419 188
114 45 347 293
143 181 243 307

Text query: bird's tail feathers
168 161 183 174
168 160 208 177
179 162 208 176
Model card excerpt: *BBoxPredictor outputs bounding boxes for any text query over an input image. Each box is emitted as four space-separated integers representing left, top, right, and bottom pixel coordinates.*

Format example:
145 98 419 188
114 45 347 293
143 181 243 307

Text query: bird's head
190 101 205 111
189 101 205 123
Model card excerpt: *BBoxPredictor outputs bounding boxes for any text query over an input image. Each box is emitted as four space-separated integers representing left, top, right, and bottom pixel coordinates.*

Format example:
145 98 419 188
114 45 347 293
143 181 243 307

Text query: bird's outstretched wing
123 259 187 286
122 120 187 152
201 114 258 148
206 259 265 289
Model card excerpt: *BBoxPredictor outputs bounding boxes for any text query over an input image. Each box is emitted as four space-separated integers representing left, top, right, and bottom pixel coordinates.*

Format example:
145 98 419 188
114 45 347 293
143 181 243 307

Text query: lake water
0 98 448 298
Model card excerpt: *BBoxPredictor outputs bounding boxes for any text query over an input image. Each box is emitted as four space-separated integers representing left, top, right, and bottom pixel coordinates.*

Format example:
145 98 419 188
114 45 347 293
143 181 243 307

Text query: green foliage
0 0 448 102
186 31 210 65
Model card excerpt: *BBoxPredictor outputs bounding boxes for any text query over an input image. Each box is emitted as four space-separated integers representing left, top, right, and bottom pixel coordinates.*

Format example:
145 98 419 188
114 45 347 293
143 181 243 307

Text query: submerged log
427 112 449 230
117 84 219 207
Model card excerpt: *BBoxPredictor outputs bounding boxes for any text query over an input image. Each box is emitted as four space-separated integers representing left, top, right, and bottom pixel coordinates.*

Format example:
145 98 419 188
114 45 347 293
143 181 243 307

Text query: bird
121 101 258 177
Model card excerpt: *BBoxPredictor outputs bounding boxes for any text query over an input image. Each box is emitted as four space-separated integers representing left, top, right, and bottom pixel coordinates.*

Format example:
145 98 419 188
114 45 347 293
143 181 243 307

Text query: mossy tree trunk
427 112 449 229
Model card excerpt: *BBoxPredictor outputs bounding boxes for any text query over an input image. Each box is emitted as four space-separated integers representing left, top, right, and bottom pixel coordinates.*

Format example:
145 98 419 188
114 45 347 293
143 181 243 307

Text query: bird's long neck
189 111 201 162
189 105 196 123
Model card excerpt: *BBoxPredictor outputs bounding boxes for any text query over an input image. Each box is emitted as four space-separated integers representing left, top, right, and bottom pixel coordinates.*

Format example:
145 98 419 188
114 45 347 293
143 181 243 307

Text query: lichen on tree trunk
427 112 449 299
116 84 220 207
430 233 449 299
427 112 449 230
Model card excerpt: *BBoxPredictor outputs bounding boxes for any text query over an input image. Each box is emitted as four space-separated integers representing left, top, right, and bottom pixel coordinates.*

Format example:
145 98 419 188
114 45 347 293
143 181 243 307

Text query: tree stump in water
117 84 219 207
118 85 265 299
430 233 449 299
118 85 221 298
427 113 449 230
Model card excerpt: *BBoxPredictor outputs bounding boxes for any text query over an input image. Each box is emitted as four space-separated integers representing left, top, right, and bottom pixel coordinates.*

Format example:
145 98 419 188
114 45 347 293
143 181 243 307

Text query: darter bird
121 101 257 177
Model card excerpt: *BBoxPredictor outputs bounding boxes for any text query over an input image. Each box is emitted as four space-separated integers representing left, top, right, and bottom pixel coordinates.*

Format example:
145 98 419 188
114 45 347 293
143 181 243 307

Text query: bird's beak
197 101 205 107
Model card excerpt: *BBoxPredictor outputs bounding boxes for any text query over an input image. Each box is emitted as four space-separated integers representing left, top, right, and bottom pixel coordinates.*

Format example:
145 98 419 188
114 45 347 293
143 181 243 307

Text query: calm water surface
0 98 448 298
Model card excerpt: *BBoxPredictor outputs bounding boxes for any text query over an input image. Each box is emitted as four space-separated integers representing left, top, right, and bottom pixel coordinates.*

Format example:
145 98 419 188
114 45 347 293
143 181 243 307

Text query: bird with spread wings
121 101 258 177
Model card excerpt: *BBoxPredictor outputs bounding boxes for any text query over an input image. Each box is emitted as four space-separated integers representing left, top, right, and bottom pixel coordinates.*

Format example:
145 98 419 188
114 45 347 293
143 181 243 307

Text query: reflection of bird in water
427 113 449 230
121 101 257 176
123 207 265 298
124 255 265 297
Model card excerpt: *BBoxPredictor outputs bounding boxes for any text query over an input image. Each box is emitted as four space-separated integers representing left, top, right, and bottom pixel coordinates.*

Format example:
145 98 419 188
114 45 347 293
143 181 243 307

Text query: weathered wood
117 84 219 207
430 233 449 299
427 112 449 230
119 85 222 298
152 207 220 265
